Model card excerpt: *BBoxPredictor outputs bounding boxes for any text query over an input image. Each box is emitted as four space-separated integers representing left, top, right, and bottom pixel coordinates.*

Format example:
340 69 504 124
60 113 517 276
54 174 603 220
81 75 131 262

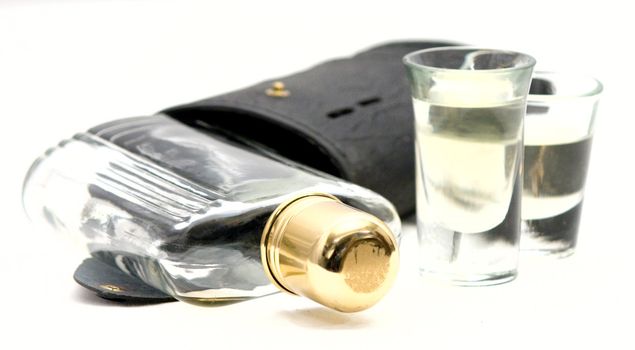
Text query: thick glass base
521 241 576 258
419 269 517 286
521 203 581 258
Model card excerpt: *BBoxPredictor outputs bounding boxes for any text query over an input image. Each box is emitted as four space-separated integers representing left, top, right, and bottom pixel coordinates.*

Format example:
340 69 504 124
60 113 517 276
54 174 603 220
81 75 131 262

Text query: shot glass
404 47 535 286
521 72 602 257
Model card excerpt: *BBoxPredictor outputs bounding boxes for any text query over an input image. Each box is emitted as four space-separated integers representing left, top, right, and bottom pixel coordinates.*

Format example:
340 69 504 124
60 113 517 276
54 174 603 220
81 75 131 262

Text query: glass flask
23 115 400 312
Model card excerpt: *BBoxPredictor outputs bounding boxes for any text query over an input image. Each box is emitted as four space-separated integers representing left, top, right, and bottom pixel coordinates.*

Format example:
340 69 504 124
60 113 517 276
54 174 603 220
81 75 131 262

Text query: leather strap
74 258 175 303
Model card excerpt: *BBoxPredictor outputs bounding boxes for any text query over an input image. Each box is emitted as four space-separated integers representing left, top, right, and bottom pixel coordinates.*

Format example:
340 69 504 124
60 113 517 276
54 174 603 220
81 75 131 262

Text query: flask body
23 115 400 303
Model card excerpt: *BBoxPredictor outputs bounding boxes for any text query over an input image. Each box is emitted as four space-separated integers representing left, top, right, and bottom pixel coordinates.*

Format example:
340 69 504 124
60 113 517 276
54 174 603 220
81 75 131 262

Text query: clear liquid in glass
414 98 523 285
521 136 592 256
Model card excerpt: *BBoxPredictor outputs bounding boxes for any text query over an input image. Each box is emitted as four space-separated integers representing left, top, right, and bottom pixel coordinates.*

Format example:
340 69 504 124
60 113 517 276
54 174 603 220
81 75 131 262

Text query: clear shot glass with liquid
522 72 602 257
404 47 535 286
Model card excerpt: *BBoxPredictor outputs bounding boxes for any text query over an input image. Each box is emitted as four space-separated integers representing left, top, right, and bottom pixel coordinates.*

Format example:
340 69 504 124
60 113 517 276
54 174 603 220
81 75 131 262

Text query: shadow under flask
22 115 400 312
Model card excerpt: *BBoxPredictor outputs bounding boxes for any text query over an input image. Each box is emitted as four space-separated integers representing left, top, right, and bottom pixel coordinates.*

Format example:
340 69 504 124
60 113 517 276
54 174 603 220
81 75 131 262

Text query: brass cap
261 193 399 313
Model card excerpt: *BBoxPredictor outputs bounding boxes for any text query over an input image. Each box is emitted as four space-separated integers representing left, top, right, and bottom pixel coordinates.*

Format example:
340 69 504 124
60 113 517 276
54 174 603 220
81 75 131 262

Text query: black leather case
163 41 457 216
75 40 458 302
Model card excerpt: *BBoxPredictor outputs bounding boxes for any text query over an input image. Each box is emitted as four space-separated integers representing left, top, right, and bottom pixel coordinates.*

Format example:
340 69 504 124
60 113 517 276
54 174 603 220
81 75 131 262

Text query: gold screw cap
261 193 399 313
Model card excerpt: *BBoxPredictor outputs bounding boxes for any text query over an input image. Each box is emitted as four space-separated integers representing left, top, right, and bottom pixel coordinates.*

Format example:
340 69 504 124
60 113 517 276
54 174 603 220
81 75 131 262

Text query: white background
1 1 633 349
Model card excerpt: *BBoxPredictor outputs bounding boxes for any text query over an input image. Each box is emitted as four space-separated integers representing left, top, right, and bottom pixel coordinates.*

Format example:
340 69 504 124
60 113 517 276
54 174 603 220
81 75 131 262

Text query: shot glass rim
403 46 536 74
529 71 603 102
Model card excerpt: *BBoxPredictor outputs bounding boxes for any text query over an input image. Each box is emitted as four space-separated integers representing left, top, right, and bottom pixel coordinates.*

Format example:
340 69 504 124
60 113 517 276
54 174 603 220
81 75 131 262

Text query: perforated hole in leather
327 108 354 119
357 97 381 106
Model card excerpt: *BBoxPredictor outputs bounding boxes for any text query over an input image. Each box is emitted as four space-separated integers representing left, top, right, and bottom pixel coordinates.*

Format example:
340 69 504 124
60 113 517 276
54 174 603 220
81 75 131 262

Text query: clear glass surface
404 47 535 285
521 72 602 257
22 115 401 304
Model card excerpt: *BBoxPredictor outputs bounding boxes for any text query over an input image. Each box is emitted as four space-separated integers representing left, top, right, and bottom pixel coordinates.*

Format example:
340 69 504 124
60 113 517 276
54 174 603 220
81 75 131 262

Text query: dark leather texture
163 40 458 216
74 258 175 303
